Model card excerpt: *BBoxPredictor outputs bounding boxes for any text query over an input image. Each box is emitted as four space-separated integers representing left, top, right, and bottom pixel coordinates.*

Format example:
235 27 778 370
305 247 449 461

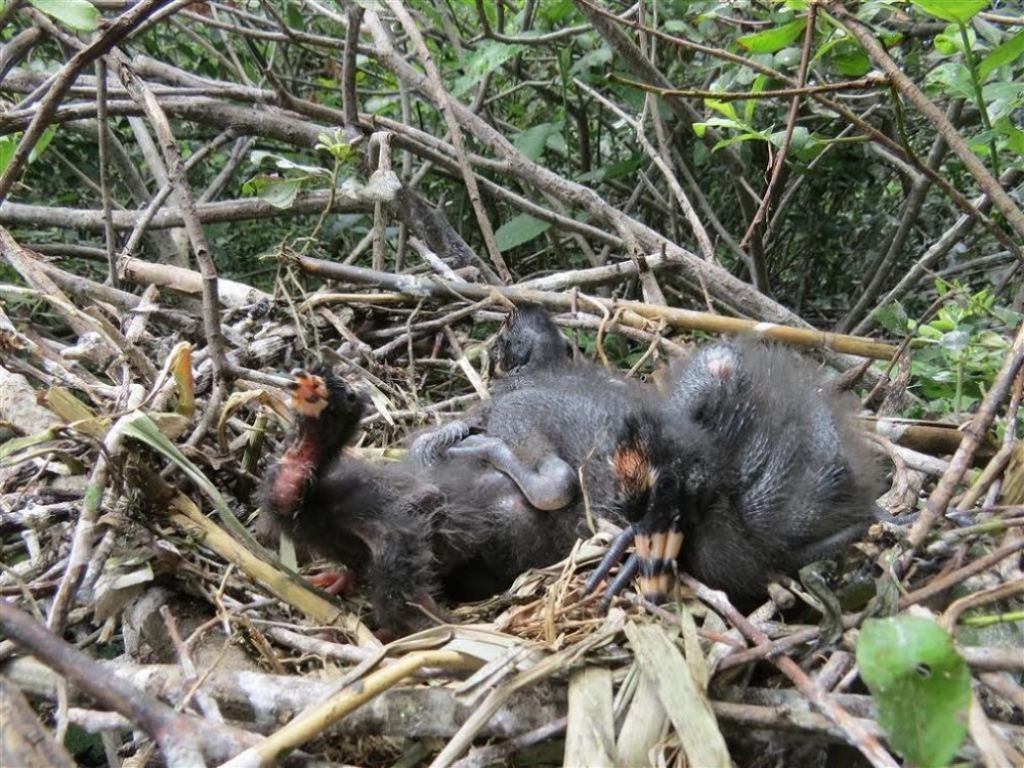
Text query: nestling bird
411 307 881 612
258 302 649 633
258 371 450 628
417 302 646 512
260 371 363 522
488 302 571 381
259 369 611 634
262 317 881 629
588 340 882 608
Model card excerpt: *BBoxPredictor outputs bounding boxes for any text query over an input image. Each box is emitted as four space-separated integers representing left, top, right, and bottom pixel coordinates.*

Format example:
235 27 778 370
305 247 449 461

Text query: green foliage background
1 0 1021 414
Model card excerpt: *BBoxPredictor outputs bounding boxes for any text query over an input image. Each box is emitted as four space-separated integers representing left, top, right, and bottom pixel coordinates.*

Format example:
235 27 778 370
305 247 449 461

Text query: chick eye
654 474 678 499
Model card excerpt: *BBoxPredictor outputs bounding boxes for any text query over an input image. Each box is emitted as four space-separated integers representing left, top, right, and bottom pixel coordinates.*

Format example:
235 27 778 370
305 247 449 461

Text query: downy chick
488 302 571 382
588 340 881 608
258 371 449 632
418 303 645 512
260 371 604 634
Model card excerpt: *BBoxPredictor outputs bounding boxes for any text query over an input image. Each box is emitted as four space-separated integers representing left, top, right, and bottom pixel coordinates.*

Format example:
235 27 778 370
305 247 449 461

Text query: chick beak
612 430 685 603
635 527 684 603
288 369 330 418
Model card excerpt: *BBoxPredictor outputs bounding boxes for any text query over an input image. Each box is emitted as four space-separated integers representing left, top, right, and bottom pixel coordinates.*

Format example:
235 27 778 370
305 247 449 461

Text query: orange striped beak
634 528 684 602
288 370 331 418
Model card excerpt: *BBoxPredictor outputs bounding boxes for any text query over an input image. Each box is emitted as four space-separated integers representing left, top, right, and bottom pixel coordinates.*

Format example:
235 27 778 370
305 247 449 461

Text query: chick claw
407 420 472 469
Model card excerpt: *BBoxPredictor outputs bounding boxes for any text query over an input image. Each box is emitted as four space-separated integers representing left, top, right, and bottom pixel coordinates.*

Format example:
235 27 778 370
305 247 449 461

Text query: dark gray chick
589 340 881 608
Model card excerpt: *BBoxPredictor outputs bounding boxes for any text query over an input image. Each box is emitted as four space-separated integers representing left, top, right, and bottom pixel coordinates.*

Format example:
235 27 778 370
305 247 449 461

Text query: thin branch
821 0 1024 241
0 598 208 767
376 2 512 283
109 50 230 438
291 252 898 360
609 73 891 100
0 0 175 201
739 3 816 252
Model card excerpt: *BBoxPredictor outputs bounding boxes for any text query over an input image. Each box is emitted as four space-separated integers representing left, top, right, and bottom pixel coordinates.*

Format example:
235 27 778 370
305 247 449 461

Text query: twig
739 2 816 249
0 0 175 201
681 576 897 767
221 649 476 766
450 717 568 768
901 323 1024 565
0 598 208 767
374 3 511 283
820 1 1024 240
109 50 230 443
294 253 899 360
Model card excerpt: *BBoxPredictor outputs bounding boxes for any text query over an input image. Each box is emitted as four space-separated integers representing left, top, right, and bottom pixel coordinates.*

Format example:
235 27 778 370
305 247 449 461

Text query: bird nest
1 230 1022 768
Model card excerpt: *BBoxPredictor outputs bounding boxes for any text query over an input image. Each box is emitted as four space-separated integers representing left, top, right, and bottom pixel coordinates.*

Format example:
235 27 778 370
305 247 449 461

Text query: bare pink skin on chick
268 372 332 516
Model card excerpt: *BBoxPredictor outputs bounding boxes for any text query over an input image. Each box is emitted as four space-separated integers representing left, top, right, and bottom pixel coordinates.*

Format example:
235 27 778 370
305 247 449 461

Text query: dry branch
2 655 566 740
294 253 899 360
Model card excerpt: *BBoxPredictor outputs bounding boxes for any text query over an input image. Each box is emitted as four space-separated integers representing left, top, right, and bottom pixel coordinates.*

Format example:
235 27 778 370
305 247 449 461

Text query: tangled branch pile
1 1 1022 766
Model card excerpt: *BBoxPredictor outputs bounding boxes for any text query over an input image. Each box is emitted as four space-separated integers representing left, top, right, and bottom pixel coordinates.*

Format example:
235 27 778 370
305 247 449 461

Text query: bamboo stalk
164 492 379 648
294 255 899 360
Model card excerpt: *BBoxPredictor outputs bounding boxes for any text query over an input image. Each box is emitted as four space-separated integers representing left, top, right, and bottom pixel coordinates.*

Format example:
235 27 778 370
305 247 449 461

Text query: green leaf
832 48 871 76
243 176 303 208
538 0 575 26
315 130 357 163
978 30 1024 81
926 62 975 100
872 302 910 335
557 46 571 88
995 116 1024 155
857 616 971 767
939 330 970 352
286 1 304 28
577 152 644 183
249 150 328 176
545 131 568 157
570 45 613 75
705 98 740 123
30 0 99 30
695 116 768 150
260 178 303 208
981 81 1024 117
769 126 811 151
599 153 645 181
515 123 563 162
738 19 807 54
468 41 526 76
28 125 57 163
0 136 16 176
494 213 551 252
745 75 767 123
911 0 987 24
775 46 804 68
814 33 871 76
934 30 962 55
453 41 525 96
711 133 765 151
